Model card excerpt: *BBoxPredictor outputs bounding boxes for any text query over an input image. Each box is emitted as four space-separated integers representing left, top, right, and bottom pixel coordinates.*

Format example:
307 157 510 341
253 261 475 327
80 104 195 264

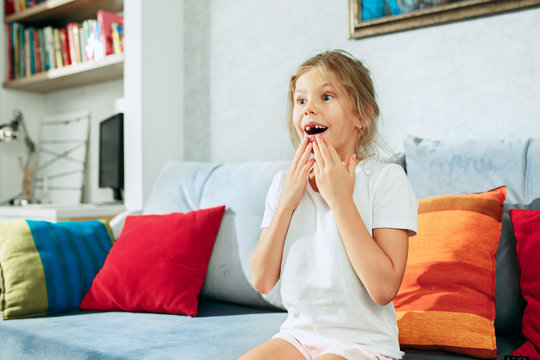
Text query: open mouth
304 124 328 136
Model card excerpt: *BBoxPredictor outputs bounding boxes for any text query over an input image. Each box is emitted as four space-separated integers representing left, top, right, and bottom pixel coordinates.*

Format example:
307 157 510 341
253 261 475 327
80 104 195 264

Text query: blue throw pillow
0 219 114 319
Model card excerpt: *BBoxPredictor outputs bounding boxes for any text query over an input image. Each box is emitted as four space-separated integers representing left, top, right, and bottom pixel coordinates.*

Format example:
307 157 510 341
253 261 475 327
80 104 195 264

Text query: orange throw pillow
394 186 506 359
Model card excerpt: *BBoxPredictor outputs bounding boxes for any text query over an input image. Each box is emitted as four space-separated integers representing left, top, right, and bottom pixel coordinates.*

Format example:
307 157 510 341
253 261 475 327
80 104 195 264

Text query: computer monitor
99 113 124 201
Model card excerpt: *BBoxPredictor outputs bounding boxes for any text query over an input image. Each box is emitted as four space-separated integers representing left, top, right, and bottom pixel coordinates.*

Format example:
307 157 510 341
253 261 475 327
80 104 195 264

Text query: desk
0 203 125 222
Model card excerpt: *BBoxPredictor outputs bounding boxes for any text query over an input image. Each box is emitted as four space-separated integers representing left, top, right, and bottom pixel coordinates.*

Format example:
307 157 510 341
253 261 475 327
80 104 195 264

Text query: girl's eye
297 98 306 105
322 94 333 101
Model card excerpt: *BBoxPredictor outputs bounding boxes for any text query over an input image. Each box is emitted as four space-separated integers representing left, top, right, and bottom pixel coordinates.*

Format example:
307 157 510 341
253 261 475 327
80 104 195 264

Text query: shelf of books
3 0 124 93
3 53 123 93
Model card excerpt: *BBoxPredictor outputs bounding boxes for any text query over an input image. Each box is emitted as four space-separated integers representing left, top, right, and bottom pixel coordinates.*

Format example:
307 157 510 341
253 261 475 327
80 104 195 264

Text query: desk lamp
0 110 36 205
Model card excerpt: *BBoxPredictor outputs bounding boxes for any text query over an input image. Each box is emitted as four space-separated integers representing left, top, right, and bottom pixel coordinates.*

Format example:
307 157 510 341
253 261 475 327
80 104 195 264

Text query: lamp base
10 196 35 206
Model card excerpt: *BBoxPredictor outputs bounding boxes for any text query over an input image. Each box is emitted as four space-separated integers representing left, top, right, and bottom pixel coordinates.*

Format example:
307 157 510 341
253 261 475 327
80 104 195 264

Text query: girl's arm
312 135 409 306
250 138 314 294
250 209 293 294
332 201 409 306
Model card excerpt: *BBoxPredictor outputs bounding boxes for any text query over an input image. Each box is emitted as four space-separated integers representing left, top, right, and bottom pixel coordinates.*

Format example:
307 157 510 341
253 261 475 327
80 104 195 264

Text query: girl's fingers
313 162 320 178
324 137 343 165
316 136 333 166
312 140 325 168
296 142 312 172
291 137 308 168
301 159 315 177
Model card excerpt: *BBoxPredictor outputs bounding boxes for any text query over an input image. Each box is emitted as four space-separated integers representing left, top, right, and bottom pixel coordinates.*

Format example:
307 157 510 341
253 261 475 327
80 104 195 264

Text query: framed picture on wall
349 0 540 39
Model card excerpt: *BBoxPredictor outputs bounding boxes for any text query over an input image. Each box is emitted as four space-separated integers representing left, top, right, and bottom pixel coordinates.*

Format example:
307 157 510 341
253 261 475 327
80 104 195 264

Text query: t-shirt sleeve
372 164 419 236
260 171 285 229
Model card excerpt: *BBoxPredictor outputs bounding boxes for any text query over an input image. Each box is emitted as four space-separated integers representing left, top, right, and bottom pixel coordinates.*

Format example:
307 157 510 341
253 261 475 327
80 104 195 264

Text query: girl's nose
304 101 318 116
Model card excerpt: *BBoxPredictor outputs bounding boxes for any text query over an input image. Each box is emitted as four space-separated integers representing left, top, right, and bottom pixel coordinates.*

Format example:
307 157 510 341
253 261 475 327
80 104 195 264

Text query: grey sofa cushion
403 136 539 342
526 139 540 201
143 161 288 309
404 136 530 204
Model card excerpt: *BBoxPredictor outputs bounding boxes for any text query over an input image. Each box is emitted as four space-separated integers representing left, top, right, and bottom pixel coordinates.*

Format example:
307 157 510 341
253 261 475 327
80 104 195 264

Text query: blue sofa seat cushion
0 300 286 360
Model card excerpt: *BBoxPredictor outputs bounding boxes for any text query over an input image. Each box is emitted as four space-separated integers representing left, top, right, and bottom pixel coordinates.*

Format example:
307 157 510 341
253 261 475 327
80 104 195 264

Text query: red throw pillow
80 206 226 317
510 209 540 359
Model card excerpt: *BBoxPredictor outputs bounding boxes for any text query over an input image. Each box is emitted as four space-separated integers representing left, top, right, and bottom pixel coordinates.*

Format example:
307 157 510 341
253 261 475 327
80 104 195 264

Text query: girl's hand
278 137 315 212
312 135 356 208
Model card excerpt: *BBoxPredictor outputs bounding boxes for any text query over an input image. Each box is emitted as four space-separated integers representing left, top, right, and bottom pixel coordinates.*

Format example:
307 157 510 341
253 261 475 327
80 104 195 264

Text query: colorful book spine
111 23 123 55
24 26 30 76
18 22 25 77
12 22 19 79
91 19 104 60
5 0 15 16
7 23 14 80
16 0 25 12
78 21 87 62
44 25 55 69
28 26 36 75
53 28 63 68
32 28 41 74
60 28 71 66
38 28 46 71
66 22 81 64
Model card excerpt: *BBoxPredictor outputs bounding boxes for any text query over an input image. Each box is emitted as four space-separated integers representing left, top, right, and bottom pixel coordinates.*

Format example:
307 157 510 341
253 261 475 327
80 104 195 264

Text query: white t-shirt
260 159 418 359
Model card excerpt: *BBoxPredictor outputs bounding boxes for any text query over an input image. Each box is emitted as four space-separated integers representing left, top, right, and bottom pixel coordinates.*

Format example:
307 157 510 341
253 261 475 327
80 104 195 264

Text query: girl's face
292 67 361 161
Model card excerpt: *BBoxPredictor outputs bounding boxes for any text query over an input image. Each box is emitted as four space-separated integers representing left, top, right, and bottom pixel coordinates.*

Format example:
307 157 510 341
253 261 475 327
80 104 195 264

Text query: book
16 0 25 12
97 10 123 56
44 26 55 69
111 23 123 54
24 27 31 76
66 22 81 64
5 0 15 16
7 23 14 80
78 21 87 62
60 28 71 66
92 19 104 60
28 27 36 75
32 29 41 74
38 28 46 71
53 28 63 68
12 22 19 79
19 22 25 77
82 19 94 61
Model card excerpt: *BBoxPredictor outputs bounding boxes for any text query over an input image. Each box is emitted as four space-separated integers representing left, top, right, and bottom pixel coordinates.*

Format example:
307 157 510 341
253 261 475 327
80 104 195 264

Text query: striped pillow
0 219 114 320
394 186 506 359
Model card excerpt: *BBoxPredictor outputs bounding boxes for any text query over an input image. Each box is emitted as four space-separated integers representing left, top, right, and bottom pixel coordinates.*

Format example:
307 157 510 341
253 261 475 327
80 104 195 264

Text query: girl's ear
353 113 363 130
355 104 375 130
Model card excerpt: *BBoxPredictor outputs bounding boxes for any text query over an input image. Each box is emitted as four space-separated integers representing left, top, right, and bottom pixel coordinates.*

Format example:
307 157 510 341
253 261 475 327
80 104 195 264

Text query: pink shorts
273 330 398 360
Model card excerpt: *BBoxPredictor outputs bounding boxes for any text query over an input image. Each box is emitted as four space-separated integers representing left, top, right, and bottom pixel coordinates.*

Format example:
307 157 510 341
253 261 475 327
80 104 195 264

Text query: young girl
241 50 418 360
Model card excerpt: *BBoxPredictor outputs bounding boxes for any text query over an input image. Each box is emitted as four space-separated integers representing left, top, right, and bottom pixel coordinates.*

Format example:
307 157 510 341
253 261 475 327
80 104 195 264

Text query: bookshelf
3 0 124 93
3 52 123 93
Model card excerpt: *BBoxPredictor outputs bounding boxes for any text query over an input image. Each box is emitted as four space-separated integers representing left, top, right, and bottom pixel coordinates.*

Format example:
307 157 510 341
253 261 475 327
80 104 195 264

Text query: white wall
3 1 539 207
0 91 45 203
184 1 540 163
124 0 184 210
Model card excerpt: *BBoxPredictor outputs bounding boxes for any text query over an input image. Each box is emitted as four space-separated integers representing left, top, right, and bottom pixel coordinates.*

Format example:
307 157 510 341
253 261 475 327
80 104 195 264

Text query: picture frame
349 0 540 39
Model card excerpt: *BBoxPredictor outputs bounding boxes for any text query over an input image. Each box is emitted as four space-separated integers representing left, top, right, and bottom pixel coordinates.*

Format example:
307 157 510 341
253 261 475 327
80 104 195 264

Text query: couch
0 136 538 360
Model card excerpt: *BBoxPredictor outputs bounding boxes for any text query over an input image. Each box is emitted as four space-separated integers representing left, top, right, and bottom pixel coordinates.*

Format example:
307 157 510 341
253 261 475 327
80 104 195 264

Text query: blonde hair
287 50 381 161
